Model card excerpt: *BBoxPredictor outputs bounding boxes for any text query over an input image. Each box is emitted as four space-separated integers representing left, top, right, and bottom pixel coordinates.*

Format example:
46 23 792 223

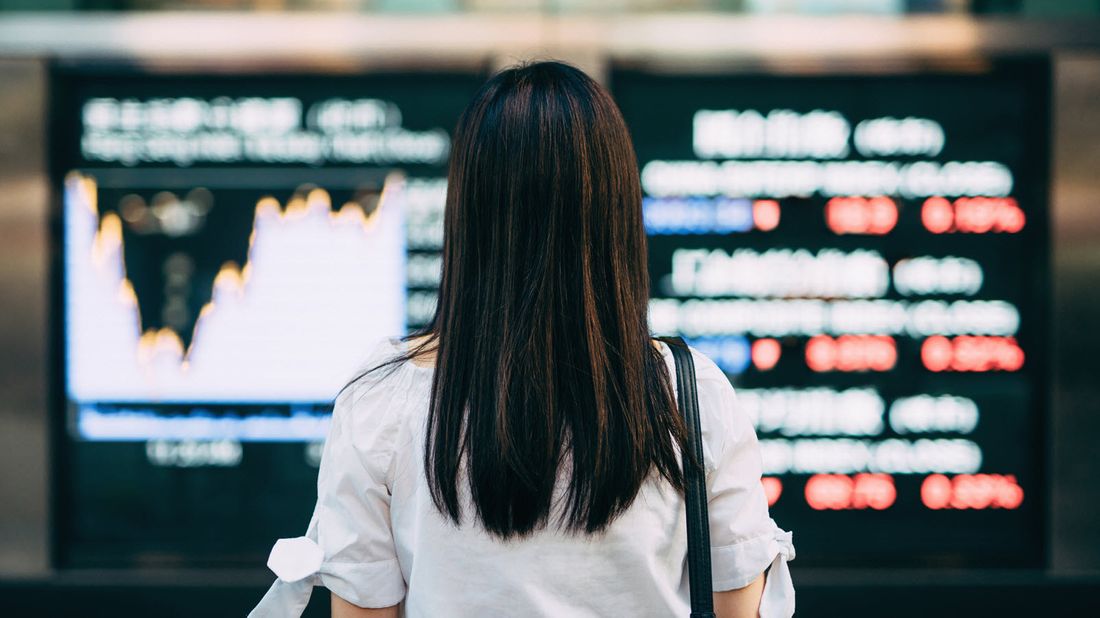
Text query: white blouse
249 338 795 617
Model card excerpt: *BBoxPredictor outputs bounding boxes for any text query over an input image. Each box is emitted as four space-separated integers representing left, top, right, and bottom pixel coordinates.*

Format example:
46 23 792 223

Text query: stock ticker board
52 61 1048 568
51 67 483 566
614 61 1049 567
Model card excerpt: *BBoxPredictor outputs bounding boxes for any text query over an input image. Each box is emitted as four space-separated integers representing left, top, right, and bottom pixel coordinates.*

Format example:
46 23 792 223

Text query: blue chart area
64 173 411 441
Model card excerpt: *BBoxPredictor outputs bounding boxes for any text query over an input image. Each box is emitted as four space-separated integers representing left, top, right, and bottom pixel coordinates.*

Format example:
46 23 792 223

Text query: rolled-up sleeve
699 368 795 617
249 370 406 617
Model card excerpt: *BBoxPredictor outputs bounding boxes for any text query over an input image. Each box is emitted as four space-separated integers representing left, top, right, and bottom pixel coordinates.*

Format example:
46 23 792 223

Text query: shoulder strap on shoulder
661 336 715 618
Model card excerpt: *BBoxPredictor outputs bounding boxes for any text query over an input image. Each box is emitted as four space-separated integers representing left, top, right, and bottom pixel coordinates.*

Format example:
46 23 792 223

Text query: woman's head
440 61 647 324
411 61 686 538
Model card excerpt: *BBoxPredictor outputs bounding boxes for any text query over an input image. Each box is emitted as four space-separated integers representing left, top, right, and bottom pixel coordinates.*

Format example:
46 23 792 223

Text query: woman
250 61 794 618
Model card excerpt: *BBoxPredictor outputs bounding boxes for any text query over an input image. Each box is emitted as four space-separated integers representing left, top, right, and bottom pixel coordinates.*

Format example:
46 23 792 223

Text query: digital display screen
613 61 1050 567
52 61 1050 569
52 67 480 566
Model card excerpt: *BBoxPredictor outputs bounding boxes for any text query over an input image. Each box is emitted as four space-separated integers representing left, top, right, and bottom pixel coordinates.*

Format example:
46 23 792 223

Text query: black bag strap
662 336 715 618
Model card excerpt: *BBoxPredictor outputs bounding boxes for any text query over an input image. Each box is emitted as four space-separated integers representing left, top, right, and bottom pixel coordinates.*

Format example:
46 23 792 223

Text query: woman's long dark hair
358 61 686 539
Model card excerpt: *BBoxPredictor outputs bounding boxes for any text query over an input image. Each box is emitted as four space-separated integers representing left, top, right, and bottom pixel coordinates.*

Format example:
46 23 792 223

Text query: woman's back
249 60 794 618
247 338 793 617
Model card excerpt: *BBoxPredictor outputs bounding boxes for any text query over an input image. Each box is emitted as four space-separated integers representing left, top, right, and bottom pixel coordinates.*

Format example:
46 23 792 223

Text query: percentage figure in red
752 338 782 371
806 335 896 372
922 196 1025 234
762 477 783 507
753 199 781 231
921 335 1025 372
826 196 898 235
805 473 896 510
921 474 1024 510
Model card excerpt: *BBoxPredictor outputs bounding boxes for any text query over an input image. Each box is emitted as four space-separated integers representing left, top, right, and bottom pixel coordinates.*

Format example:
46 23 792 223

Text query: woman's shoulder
342 336 426 391
654 336 729 373
656 339 753 472
331 337 424 461
654 338 737 394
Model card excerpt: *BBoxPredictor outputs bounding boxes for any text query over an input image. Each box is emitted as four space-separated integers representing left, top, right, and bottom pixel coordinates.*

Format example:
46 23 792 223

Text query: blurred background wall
0 57 50 577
